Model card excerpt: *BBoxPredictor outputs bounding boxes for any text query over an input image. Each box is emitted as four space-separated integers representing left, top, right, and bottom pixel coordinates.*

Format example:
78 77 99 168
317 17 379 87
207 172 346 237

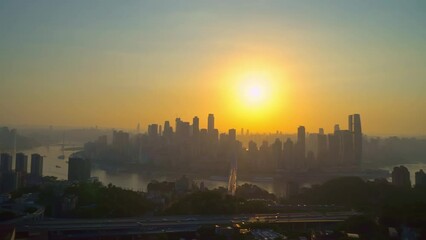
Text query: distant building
283 138 294 169
295 126 306 168
228 129 236 142
112 130 130 149
415 169 426 187
68 157 91 182
148 124 159 137
192 116 200 136
0 153 12 173
349 114 362 165
392 166 411 188
208 114 215 134
15 153 28 173
30 154 43 177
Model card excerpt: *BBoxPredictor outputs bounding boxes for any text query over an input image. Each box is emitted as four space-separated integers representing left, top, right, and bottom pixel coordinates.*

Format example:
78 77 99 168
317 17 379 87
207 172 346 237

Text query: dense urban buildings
84 113 364 175
0 152 44 193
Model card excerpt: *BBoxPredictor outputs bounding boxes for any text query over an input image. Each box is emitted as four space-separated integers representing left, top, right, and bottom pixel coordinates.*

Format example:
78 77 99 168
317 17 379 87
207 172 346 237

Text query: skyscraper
351 114 362 165
30 154 43 177
295 126 306 168
415 169 426 188
228 129 236 142
192 116 200 136
68 157 91 182
148 124 159 137
15 153 28 173
208 114 214 133
283 138 294 169
0 153 12 173
392 166 411 188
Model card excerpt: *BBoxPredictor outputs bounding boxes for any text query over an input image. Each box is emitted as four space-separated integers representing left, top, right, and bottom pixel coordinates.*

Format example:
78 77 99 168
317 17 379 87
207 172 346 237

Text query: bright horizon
1 1 425 136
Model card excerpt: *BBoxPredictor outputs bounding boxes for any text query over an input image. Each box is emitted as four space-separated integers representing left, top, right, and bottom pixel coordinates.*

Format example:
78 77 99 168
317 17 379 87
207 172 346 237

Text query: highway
18 211 359 232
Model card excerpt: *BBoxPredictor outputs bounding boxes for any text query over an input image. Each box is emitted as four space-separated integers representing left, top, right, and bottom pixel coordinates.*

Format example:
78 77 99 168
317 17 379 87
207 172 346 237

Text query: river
19 145 426 194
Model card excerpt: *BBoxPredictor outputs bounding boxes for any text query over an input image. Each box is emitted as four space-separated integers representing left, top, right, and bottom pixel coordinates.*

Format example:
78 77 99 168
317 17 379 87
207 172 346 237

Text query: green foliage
166 190 239 215
289 177 426 233
66 181 153 218
236 183 275 200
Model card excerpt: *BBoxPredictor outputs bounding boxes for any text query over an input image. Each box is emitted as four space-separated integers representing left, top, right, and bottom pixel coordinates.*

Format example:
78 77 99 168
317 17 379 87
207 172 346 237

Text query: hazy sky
1 1 425 135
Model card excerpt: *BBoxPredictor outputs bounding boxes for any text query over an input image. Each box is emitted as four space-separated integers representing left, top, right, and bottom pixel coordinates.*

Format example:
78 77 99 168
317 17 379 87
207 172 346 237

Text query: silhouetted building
334 124 340 133
163 121 173 140
271 138 282 168
0 153 12 173
317 131 327 164
392 166 411 188
349 114 362 165
192 116 199 136
228 129 236 142
112 130 130 149
30 154 43 177
337 130 355 165
283 138 294 169
208 113 214 133
295 126 306 168
148 124 159 137
415 169 426 187
68 157 91 182
15 153 28 173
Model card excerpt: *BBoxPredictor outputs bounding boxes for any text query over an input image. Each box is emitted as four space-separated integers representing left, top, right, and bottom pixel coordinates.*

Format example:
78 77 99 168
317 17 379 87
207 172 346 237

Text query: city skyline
1 1 425 136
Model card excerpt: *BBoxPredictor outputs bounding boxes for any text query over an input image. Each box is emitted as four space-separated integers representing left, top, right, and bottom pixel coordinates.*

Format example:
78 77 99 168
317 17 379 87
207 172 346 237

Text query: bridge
15 212 359 239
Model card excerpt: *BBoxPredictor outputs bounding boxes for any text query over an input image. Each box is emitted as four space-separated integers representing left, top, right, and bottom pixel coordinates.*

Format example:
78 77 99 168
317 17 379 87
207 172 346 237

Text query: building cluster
391 165 426 188
0 153 43 193
67 157 91 182
85 114 363 173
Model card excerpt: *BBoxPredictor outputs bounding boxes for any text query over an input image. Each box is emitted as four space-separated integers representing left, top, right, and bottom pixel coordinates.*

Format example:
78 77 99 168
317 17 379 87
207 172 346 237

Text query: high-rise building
68 157 91 182
112 130 130 149
317 132 327 164
327 133 339 165
295 126 306 168
271 138 283 168
349 114 362 165
283 138 294 169
163 121 173 139
148 124 159 137
208 114 214 133
338 130 355 165
15 153 28 173
334 124 340 133
228 129 236 142
30 154 43 177
392 166 411 188
192 116 200 136
415 169 426 188
0 153 12 173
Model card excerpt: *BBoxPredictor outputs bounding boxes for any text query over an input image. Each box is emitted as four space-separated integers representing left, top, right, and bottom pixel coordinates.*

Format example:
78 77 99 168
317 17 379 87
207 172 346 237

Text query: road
18 211 358 232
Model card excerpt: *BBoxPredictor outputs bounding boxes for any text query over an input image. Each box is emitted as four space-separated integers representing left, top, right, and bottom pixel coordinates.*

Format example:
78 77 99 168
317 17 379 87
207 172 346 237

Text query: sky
0 1 425 136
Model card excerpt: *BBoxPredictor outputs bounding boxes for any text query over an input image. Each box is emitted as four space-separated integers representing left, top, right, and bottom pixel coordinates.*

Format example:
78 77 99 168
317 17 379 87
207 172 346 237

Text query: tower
192 116 200 136
295 126 306 168
0 153 12 173
15 153 28 173
208 114 214 133
30 154 43 177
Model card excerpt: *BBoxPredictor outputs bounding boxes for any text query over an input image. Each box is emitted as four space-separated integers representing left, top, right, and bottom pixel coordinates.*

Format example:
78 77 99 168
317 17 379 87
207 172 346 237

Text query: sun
239 73 271 110
244 83 266 105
